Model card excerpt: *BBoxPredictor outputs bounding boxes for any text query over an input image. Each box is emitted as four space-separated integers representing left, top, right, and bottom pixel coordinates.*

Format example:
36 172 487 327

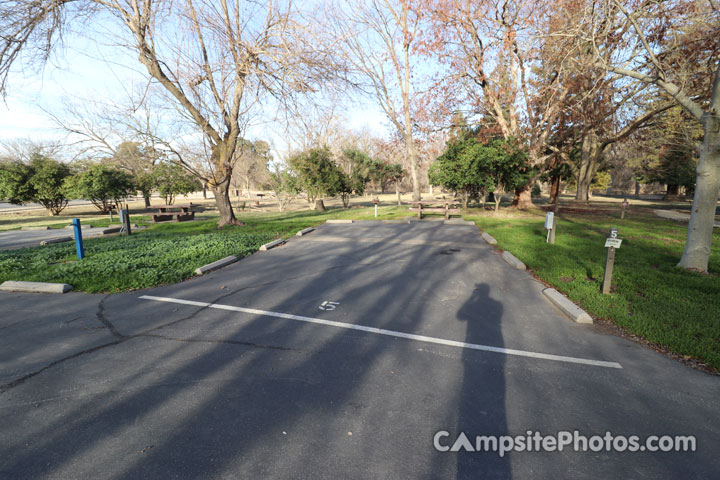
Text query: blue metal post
72 218 85 260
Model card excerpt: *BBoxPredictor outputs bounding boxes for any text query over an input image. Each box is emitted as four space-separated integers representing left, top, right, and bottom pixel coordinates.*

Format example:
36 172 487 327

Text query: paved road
0 222 717 479
0 226 122 251
654 209 720 228
0 200 95 213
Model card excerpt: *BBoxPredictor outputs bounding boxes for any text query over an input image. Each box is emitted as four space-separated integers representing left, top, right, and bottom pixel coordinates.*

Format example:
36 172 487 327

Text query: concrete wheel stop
542 288 593 324
0 280 73 294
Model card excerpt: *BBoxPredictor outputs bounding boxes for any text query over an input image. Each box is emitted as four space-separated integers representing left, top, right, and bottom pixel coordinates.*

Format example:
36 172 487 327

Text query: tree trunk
634 181 640 195
212 177 243 227
406 135 420 201
314 199 326 211
575 180 590 203
678 114 720 272
399 7 420 203
575 131 603 202
513 185 533 209
666 184 680 196
549 176 561 204
512 146 541 209
202 184 207 199
144 194 151 208
395 183 402 206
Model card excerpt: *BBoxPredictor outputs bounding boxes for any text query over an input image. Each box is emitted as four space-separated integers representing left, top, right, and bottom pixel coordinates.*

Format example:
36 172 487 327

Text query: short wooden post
548 214 558 244
552 203 559 241
602 227 621 294
602 247 616 294
120 208 132 235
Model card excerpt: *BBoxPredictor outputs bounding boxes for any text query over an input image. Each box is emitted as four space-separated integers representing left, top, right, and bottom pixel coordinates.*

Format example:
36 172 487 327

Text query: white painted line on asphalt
138 295 623 369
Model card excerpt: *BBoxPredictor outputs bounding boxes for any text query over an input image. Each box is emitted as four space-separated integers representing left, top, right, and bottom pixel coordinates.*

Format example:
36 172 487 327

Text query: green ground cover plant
0 205 407 293
466 211 720 370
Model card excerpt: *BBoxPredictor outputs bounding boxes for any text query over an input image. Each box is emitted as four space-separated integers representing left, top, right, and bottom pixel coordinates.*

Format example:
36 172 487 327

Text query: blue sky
0 30 389 161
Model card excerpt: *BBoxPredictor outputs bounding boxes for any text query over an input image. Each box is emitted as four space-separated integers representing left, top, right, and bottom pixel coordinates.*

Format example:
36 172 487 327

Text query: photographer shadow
455 283 511 479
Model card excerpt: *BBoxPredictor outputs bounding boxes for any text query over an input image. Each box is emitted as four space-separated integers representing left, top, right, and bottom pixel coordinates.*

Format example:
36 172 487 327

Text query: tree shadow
0 223 512 478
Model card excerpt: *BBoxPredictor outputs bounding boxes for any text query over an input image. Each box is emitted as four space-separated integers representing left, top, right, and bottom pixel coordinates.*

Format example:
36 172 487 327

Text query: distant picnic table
408 200 460 219
152 203 197 222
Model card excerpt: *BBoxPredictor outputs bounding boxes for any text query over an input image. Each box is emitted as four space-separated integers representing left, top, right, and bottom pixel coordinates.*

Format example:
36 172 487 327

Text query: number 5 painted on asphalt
319 301 340 311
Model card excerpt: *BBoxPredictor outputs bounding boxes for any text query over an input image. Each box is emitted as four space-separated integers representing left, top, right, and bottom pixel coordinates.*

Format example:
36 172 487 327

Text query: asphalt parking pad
130 222 621 365
1 221 718 478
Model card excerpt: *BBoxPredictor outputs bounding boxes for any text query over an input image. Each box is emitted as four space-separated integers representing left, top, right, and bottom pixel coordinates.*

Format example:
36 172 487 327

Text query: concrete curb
296 227 315 236
326 219 353 224
101 227 122 235
40 236 73 246
65 224 93 229
543 288 593 324
259 238 285 251
444 219 475 226
21 226 50 231
108 223 138 229
481 232 497 245
194 255 238 275
501 251 526 270
0 280 73 294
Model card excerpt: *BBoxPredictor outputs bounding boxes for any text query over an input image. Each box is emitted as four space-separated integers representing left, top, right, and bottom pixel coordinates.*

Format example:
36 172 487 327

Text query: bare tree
333 0 425 201
0 138 64 163
282 95 347 153
577 0 720 271
0 0 339 227
551 79 674 201
231 140 273 196
429 0 575 208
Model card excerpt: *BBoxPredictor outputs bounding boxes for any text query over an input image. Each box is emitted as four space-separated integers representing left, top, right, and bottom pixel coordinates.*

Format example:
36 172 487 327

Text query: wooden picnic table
153 203 196 222
157 204 193 213
408 200 461 220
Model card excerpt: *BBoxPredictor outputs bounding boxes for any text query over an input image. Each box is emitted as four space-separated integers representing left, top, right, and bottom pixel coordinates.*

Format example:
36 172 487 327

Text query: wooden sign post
119 204 132 236
620 198 629 219
545 211 554 243
550 203 559 244
602 227 622 294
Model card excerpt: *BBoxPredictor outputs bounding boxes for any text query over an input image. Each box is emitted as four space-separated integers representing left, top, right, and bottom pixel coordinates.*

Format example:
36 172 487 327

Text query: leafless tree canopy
0 0 344 225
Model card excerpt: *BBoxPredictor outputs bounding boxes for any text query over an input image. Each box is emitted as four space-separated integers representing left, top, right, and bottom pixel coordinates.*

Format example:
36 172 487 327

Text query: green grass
0 205 407 293
0 220 273 293
465 211 720 370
